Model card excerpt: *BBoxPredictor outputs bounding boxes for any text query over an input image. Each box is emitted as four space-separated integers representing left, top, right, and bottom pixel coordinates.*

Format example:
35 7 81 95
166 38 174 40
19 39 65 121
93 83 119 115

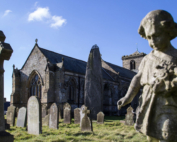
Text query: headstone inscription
125 106 134 126
63 103 71 124
6 105 16 126
0 30 14 141
80 105 92 132
16 107 27 127
97 112 104 124
27 96 42 135
49 103 59 129
74 108 80 124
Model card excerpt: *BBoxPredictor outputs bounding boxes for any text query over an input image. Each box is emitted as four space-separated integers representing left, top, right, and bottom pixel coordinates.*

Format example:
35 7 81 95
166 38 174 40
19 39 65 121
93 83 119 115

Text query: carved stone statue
117 10 177 142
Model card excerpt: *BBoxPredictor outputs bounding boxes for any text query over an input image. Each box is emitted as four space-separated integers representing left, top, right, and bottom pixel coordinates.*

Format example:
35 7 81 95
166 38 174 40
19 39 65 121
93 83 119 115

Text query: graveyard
6 116 147 142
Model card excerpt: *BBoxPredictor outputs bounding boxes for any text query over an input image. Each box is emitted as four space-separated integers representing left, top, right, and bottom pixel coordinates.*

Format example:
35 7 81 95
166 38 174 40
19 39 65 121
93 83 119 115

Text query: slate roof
105 61 136 79
38 47 114 81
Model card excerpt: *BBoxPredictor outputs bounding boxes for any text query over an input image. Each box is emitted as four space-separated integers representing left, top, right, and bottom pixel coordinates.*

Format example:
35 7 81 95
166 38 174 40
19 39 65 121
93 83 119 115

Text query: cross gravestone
16 107 27 127
97 112 104 124
49 103 59 129
6 105 16 126
74 108 80 124
63 103 71 124
80 105 92 132
125 106 134 126
0 30 14 141
27 96 42 135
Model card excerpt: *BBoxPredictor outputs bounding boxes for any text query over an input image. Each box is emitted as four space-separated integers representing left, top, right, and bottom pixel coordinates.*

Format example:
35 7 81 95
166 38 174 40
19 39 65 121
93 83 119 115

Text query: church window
29 74 41 99
130 60 135 70
68 79 76 102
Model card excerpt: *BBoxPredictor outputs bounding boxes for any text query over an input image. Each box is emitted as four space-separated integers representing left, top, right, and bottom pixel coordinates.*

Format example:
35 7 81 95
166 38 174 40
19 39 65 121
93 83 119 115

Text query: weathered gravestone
6 105 16 126
27 96 42 135
85 45 103 120
74 108 80 124
63 103 71 124
16 107 27 127
0 30 14 141
125 106 134 126
49 103 59 129
42 115 49 126
97 112 104 124
80 105 92 132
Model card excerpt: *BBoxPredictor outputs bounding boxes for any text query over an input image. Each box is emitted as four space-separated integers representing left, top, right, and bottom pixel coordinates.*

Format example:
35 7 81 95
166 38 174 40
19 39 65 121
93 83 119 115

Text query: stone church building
10 42 145 117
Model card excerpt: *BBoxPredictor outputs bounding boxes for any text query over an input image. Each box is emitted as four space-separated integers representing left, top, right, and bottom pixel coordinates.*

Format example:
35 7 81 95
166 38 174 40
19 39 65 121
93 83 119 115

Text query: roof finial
136 43 138 51
13 64 15 70
35 39 38 44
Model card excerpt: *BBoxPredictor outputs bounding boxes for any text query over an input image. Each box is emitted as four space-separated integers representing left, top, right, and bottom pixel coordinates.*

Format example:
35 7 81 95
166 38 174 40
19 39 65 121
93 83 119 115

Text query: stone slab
97 111 104 124
6 105 16 126
49 103 58 129
63 103 71 124
16 107 27 127
125 106 134 126
27 96 42 135
74 108 80 124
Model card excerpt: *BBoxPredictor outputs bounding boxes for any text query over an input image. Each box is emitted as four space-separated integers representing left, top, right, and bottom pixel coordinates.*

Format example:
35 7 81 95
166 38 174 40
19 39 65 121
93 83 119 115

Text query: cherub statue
117 10 177 142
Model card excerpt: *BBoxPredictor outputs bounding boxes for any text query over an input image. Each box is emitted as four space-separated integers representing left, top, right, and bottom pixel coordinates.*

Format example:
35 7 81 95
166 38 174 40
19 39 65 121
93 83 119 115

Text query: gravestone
16 107 27 127
74 108 80 124
63 103 71 124
0 30 14 141
6 105 16 126
85 45 103 120
97 112 104 124
27 96 42 135
80 105 92 132
42 115 49 126
125 106 134 126
49 103 59 129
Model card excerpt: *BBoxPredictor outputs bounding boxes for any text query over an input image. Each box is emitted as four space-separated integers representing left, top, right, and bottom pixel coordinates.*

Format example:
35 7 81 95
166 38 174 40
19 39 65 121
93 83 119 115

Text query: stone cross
0 31 13 141
63 102 71 124
97 111 104 124
125 106 134 126
6 105 16 126
27 96 42 135
80 105 92 132
16 107 27 127
74 108 80 124
49 103 59 129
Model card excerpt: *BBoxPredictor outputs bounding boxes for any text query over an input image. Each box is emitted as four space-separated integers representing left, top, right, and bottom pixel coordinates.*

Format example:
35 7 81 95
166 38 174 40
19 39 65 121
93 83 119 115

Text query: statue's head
138 10 177 50
139 10 177 40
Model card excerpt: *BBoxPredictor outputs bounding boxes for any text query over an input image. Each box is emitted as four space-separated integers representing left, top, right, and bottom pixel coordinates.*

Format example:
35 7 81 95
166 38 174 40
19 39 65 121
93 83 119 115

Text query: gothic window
130 60 135 70
68 79 76 103
29 74 41 99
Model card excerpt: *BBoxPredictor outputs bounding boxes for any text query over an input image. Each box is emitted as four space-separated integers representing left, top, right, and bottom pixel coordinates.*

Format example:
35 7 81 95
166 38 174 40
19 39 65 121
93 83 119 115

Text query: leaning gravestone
0 30 14 141
6 105 16 126
16 107 27 127
125 106 134 126
74 108 80 124
80 105 92 132
97 112 104 124
49 103 59 129
63 103 71 124
28 96 42 135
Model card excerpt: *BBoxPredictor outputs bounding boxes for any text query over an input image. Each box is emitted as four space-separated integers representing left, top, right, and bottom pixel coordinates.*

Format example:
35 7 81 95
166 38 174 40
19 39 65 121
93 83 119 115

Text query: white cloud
34 1 38 7
28 7 51 21
3 10 12 17
51 16 66 28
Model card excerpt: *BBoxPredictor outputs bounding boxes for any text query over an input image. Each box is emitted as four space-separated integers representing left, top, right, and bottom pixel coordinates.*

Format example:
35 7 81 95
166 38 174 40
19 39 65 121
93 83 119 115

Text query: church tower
122 50 146 72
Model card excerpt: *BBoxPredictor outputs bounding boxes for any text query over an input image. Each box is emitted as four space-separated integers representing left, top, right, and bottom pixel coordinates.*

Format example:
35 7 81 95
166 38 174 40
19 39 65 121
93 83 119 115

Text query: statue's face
144 23 170 51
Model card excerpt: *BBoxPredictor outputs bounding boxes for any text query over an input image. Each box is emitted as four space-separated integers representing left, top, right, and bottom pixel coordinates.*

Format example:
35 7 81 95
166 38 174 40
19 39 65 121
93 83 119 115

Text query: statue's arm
117 71 142 110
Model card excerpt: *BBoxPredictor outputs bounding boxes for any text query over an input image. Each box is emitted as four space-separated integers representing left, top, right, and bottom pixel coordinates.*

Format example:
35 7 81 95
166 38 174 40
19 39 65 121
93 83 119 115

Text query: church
10 41 146 118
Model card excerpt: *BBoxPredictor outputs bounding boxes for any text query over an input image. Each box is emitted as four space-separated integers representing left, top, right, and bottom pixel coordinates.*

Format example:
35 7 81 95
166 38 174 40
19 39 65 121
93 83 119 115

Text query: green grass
6 116 147 142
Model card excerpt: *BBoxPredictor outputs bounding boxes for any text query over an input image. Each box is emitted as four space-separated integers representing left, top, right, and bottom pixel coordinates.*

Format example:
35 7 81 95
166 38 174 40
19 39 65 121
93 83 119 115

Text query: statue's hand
117 97 128 110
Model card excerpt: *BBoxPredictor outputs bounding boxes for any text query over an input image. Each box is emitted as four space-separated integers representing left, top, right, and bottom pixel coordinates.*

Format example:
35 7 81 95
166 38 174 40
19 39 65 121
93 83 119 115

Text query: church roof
38 47 115 81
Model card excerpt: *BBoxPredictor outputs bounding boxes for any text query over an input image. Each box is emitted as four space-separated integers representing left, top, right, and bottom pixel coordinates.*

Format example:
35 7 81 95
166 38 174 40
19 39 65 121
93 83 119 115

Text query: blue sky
2 0 177 101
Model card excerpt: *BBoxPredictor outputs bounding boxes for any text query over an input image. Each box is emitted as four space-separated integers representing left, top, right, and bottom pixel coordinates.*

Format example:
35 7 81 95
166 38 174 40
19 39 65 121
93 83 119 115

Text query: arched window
30 74 41 99
130 60 135 70
68 79 76 102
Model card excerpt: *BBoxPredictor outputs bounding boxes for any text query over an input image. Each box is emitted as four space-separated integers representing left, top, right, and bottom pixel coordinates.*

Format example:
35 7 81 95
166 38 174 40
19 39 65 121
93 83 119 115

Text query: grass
6 116 147 142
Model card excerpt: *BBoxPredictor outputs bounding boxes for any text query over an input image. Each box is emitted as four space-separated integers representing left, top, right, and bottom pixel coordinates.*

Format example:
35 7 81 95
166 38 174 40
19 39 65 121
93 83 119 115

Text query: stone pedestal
0 131 14 142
